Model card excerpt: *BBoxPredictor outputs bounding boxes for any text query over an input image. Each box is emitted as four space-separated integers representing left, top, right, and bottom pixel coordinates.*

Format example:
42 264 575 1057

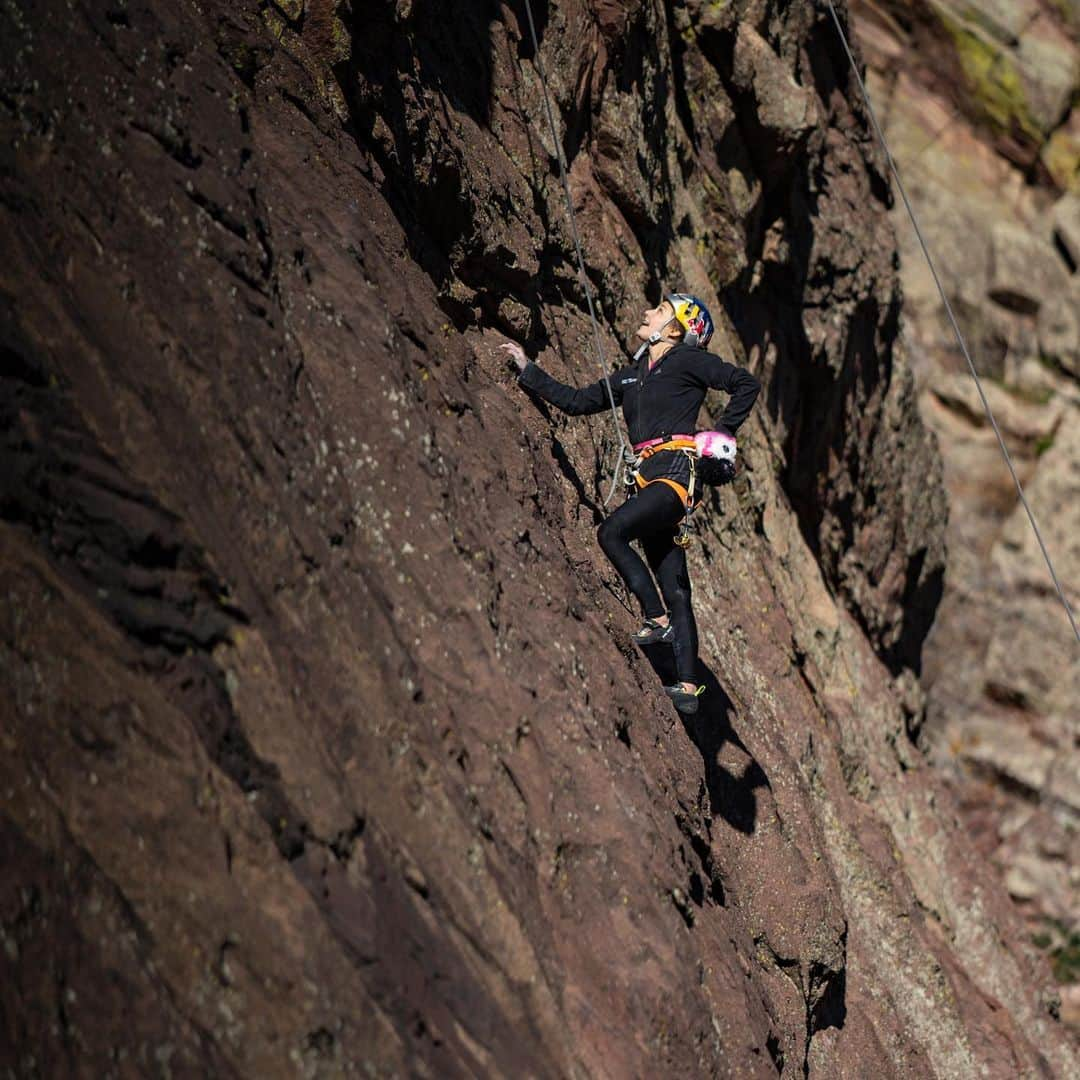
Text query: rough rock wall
0 0 1075 1075
851 0 1080 1029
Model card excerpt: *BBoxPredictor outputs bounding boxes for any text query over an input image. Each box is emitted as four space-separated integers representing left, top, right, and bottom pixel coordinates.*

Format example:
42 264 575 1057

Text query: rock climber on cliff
501 294 760 714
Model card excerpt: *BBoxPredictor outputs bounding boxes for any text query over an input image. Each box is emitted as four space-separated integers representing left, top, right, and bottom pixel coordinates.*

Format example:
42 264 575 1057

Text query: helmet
667 293 713 348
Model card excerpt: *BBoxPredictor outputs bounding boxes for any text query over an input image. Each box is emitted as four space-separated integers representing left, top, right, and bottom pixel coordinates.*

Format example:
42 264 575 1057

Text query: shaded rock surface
852 0 1080 1034
1 0 1075 1075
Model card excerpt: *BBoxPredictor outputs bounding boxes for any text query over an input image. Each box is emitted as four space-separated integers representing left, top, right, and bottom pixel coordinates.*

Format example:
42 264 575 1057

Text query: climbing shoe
664 684 705 715
633 618 674 646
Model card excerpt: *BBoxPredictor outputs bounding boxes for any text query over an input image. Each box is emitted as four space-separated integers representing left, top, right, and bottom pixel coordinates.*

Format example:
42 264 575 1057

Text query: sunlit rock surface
1 0 1075 1074
852 0 1080 1035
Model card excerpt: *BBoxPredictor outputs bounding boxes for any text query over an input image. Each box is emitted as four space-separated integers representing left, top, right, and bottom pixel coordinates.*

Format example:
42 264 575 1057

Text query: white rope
521 0 629 506
822 0 1080 646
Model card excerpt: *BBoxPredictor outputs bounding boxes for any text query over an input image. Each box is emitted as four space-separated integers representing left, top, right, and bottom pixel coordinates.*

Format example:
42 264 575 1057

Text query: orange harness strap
634 473 690 505
631 438 696 507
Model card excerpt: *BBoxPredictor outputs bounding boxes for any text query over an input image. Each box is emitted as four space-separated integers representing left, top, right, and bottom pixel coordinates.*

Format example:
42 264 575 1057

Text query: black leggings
597 482 699 685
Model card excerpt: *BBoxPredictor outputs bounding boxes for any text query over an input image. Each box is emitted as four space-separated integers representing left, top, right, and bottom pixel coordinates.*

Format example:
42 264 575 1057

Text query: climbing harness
521 0 629 507
823 0 1080 647
623 435 698 546
623 430 737 548
627 435 697 492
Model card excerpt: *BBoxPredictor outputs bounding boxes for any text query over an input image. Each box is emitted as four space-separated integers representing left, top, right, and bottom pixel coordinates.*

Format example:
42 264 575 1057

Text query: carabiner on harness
622 445 640 490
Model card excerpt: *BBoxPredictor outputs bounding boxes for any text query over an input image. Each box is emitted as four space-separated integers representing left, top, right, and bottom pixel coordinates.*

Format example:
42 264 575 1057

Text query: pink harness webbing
632 433 695 453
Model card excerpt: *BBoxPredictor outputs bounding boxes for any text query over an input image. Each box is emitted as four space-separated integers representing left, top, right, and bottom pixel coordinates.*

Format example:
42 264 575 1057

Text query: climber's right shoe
664 683 705 715
633 618 674 646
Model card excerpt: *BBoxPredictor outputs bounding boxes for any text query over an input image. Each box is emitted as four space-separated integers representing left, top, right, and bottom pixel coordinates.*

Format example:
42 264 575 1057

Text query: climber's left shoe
633 618 674 646
664 683 704 715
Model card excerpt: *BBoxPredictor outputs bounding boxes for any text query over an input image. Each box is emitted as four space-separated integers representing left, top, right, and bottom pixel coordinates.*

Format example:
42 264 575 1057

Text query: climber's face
636 300 679 343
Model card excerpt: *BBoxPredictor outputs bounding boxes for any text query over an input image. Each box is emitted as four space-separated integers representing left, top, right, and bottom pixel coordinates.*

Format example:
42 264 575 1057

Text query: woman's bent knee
597 518 623 554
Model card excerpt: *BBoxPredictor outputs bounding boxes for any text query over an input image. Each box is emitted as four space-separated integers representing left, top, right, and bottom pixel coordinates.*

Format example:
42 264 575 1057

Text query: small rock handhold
1036 289 1080 377
1004 864 1039 901
1041 114 1080 194
403 863 429 899
988 222 1069 314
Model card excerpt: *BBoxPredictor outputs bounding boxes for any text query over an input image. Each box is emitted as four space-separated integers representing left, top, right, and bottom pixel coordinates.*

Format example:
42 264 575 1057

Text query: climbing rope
521 0 629 506
822 0 1080 646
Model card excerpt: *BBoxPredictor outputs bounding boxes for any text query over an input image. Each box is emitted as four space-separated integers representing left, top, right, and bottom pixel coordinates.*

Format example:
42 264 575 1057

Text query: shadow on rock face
640 646 769 836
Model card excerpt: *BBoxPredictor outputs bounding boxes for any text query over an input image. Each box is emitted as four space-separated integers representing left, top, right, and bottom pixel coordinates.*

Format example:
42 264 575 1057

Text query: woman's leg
642 530 699 687
597 482 684 618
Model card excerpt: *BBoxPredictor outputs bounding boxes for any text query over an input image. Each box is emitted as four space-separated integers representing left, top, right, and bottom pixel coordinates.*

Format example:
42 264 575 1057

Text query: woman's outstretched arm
501 341 629 416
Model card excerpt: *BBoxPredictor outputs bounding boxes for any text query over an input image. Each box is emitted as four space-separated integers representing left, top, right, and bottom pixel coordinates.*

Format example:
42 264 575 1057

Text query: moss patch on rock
1033 919 1080 984
274 0 304 22
1042 123 1080 193
937 9 1043 142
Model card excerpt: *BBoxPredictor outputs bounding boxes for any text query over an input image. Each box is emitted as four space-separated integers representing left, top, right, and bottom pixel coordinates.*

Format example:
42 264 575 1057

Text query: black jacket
518 342 760 445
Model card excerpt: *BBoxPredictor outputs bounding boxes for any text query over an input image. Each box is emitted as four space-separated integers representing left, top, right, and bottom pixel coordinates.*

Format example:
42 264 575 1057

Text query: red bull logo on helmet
667 292 714 346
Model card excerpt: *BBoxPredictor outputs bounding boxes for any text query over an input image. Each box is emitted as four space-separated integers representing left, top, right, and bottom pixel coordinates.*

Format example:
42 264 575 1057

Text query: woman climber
501 294 760 714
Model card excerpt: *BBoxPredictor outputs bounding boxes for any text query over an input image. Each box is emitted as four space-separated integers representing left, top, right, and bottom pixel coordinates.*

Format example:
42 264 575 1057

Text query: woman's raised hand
499 341 528 373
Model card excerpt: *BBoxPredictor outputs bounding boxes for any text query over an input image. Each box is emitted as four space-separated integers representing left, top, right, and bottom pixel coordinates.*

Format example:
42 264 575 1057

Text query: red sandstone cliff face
0 1 1075 1075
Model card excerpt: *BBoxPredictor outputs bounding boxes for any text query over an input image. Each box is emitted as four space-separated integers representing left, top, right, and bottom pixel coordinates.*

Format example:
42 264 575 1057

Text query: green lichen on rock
1034 432 1056 456
261 5 287 42
1042 126 1080 192
937 10 1043 142
274 0 304 21
1033 919 1080 984
328 11 351 65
